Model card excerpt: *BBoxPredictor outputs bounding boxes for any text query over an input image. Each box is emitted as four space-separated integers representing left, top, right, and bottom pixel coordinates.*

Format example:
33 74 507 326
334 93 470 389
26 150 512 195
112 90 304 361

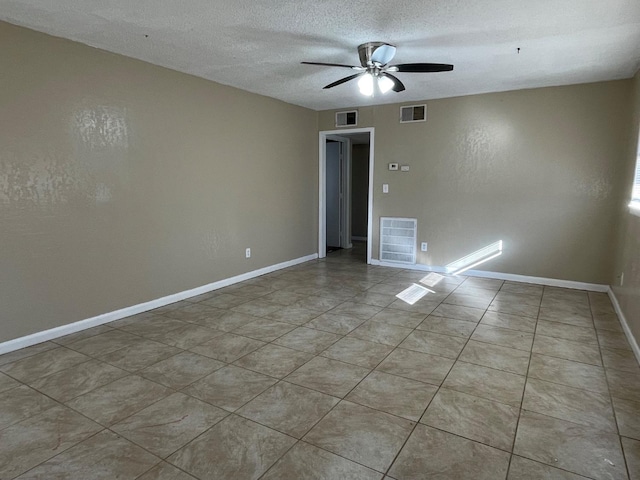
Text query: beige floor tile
493 291 541 307
137 462 198 480
30 359 127 402
351 291 396 308
538 306 593 328
294 295 344 312
200 292 249 309
389 424 510 480
415 315 477 338
147 323 224 349
303 400 414 472
231 318 297 341
472 324 534 351
110 315 186 337
273 326 341 354
528 354 608 393
507 456 591 479
444 292 493 309
285 356 370 398
622 437 640 480
459 340 530 375
184 365 277 411
532 335 602 366
98 339 181 372
593 315 624 332
346 370 437 421
161 302 228 323
430 303 485 322
489 300 539 318
62 329 142 357
237 382 339 438
399 330 467 359
232 298 284 317
306 312 367 334
226 283 275 298
387 298 438 315
602 348 640 373
260 290 309 306
234 344 313 378
442 362 526 407
523 378 616 432
535 320 598 345
606 369 640 402
513 410 627 480
261 441 382 480
348 320 413 346
612 396 640 440
191 311 257 332
112 392 228 457
0 384 57 430
500 282 544 296
139 352 225 389
0 342 58 367
420 387 519 451
168 415 295 480
376 348 454 385
16 429 160 480
0 404 102 479
322 337 393 368
189 332 266 362
598 330 633 351
265 306 321 325
331 301 382 320
53 325 114 346
0 371 21 393
66 375 171 426
0 347 89 383
480 310 537 333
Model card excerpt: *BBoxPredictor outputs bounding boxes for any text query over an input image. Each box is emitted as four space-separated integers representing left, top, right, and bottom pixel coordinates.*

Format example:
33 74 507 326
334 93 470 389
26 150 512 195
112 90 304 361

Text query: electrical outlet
421 242 428 252
382 184 389 193
245 248 251 258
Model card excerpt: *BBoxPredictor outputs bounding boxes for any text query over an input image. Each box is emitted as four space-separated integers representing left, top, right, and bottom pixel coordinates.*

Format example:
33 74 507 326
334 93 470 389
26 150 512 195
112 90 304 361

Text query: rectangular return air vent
335 110 358 127
400 104 427 123
380 217 417 264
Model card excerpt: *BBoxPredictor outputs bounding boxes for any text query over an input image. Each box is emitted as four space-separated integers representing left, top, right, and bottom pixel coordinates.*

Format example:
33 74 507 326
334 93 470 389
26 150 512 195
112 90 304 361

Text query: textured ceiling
2 0 640 111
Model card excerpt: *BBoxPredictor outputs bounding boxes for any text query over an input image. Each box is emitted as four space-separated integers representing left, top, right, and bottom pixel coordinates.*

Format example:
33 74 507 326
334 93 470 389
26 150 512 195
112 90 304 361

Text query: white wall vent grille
400 104 427 123
380 217 417 264
335 110 358 127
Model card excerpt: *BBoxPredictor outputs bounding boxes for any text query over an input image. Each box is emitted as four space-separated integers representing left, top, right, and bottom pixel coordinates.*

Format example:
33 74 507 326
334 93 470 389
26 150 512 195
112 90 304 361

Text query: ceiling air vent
400 104 427 123
335 110 358 127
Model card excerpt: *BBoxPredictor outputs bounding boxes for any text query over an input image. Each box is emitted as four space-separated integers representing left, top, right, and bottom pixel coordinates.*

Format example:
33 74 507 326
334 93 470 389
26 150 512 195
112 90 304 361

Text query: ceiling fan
302 42 453 96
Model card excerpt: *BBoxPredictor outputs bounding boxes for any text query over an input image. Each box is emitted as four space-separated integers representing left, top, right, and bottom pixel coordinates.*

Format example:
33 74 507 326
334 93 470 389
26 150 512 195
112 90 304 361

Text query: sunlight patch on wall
446 240 503 275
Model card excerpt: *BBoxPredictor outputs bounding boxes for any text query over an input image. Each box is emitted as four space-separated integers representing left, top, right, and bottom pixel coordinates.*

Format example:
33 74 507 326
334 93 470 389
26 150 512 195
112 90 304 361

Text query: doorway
318 127 374 263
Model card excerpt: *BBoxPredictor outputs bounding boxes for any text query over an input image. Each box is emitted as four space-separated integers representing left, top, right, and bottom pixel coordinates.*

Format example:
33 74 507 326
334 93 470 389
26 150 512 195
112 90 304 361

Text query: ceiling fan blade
323 72 364 89
390 63 454 73
301 61 360 69
381 72 405 92
370 44 396 65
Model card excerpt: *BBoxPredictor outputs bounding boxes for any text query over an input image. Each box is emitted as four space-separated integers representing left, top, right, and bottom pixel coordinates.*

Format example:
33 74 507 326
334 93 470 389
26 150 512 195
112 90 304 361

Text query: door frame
318 127 375 263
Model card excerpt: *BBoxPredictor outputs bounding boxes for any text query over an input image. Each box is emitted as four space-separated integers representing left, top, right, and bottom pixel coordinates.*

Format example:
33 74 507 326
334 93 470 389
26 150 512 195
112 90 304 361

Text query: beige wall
0 22 318 343
320 81 633 284
611 70 640 343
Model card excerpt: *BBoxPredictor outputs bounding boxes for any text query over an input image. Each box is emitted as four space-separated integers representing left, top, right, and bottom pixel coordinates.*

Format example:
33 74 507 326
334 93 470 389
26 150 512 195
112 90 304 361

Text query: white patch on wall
73 106 129 149
380 217 417 264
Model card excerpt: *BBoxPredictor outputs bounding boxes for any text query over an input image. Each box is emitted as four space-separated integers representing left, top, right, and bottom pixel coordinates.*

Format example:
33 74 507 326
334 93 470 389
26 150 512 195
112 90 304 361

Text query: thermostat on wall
389 163 399 171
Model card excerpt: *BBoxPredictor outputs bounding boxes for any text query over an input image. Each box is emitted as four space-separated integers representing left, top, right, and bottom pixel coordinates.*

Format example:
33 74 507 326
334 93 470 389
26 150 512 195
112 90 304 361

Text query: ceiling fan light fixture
378 75 394 94
358 73 374 96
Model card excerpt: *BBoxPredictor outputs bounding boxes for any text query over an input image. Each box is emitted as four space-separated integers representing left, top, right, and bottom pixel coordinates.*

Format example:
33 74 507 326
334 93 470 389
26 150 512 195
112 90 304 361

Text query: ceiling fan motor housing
358 42 394 67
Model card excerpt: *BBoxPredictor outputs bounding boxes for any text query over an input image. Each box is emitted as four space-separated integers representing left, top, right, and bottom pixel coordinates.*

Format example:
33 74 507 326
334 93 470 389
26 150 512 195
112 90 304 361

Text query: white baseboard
369 260 608 292
0 253 318 356
607 288 640 365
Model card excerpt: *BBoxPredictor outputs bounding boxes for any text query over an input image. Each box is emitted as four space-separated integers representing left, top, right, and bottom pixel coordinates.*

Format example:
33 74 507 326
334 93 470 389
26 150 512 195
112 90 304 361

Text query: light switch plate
382 184 389 193
389 163 399 171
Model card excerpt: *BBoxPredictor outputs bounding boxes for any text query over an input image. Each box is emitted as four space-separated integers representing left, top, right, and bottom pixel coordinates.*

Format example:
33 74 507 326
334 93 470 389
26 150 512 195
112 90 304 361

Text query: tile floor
2 243 640 479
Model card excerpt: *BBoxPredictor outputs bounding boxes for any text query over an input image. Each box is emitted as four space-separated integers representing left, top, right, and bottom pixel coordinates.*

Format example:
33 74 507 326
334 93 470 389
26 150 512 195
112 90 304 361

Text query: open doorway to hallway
319 128 374 263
